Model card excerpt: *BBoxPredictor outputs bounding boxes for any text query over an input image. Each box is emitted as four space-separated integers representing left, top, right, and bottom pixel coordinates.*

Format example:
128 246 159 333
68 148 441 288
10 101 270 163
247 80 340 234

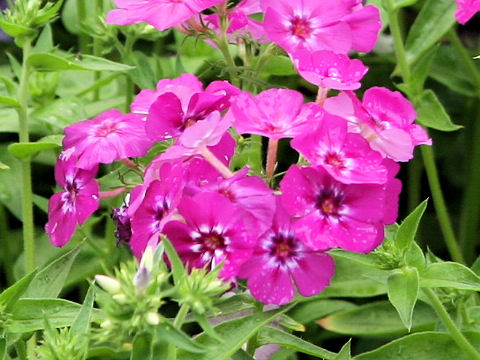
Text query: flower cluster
46 0 431 305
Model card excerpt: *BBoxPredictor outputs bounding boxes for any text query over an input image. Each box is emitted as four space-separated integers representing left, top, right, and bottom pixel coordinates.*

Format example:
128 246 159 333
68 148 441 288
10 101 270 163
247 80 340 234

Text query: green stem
167 304 190 360
215 12 240 87
385 0 411 82
16 41 36 275
449 29 480 263
0 204 14 285
266 138 278 182
76 0 89 53
407 154 423 213
423 288 480 360
421 146 465 264
387 0 464 264
93 0 104 101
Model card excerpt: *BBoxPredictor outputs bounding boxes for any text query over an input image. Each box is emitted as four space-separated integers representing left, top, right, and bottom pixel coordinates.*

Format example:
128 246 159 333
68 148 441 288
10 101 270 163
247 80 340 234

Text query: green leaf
131 332 153 360
195 313 223 343
71 285 95 340
0 161 9 170
8 141 61 159
415 90 462 132
33 24 54 54
335 340 352 360
177 305 293 360
0 145 23 220
0 269 38 312
159 321 207 354
408 46 439 95
353 331 480 360
395 199 428 251
0 96 20 108
387 267 419 331
232 350 255 360
257 327 336 359
405 0 456 66
0 19 36 38
23 243 82 298
278 314 306 332
231 135 263 176
405 242 426 270
162 236 187 286
31 97 87 132
7 298 87 333
289 299 357 324
126 51 157 89
0 338 5 360
262 56 297 76
0 74 17 96
318 301 436 337
33 0 64 26
420 262 480 291
28 53 134 72
6 53 22 80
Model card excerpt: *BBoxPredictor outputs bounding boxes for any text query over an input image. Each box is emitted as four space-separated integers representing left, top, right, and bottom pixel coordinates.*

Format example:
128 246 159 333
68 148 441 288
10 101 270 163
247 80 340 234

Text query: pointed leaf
289 299 357 324
177 305 293 360
415 90 462 131
195 313 223 343
232 350 255 360
0 269 38 312
8 141 61 159
33 24 54 54
71 285 95 338
421 262 480 291
131 332 153 360
396 199 428 250
257 327 336 359
0 96 19 108
335 340 352 360
159 321 207 354
354 331 480 360
162 236 187 286
0 161 9 170
23 243 82 298
0 75 17 96
28 53 134 72
387 267 419 330
318 301 436 336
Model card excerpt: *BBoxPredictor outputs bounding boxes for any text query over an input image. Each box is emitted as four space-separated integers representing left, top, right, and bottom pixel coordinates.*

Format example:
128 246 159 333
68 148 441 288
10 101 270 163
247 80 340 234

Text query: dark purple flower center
268 233 298 263
65 181 79 203
316 189 343 217
290 17 312 40
112 206 132 245
200 231 226 251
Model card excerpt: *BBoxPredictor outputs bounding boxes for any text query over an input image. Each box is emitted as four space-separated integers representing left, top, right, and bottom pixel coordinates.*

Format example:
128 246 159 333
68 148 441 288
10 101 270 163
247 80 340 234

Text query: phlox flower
129 162 185 259
163 192 259 279
238 198 335 305
261 0 353 54
63 109 153 170
291 108 387 184
46 149 99 247
291 50 368 91
324 88 431 162
230 89 319 139
280 165 388 253
455 0 480 24
106 0 225 31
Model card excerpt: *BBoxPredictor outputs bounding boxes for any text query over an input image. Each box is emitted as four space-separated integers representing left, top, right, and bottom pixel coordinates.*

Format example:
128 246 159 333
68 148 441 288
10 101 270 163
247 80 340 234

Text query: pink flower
291 108 388 184
280 165 386 253
63 109 153 170
238 198 335 305
106 0 225 31
261 0 353 54
341 0 382 53
230 89 318 139
46 149 99 247
324 88 432 162
291 49 368 90
129 162 185 259
456 0 480 24
163 192 259 279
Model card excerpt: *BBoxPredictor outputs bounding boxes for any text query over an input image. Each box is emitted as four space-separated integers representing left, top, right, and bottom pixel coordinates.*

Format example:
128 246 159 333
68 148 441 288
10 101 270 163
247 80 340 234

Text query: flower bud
145 312 161 326
95 275 121 294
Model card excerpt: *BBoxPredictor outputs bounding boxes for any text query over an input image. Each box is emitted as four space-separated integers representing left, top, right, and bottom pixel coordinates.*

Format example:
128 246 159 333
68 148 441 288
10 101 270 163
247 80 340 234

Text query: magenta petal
331 219 383 253
343 5 381 53
292 253 335 297
146 92 185 141
46 193 78 247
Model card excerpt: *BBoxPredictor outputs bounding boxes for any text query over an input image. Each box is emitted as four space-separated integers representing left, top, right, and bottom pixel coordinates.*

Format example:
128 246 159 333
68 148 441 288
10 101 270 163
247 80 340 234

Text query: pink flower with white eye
455 0 480 24
63 109 153 170
163 192 259 280
129 162 185 259
261 0 353 54
238 198 335 305
341 0 382 53
280 165 387 253
106 0 225 31
230 89 319 139
46 149 99 247
291 108 388 184
291 49 368 90
324 88 432 162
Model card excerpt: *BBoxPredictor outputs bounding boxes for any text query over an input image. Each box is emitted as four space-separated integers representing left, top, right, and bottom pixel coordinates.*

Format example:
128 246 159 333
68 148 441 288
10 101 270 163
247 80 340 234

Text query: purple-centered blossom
63 109 153 170
238 198 335 305
291 49 368 90
280 165 387 253
230 89 319 139
46 149 99 247
106 0 225 31
163 192 259 280
291 107 388 184
456 0 480 24
324 88 432 162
